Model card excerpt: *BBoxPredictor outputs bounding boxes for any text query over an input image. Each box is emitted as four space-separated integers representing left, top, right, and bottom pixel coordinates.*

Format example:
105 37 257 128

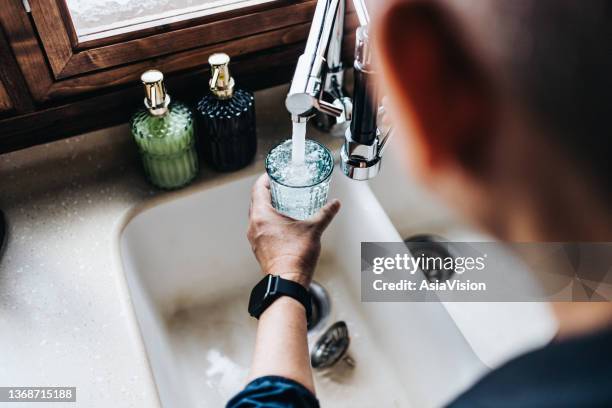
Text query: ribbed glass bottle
131 101 198 189
196 53 256 172
196 89 256 171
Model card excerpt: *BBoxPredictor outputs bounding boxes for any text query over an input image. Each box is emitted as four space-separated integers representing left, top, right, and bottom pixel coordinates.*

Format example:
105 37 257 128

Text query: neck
552 302 612 340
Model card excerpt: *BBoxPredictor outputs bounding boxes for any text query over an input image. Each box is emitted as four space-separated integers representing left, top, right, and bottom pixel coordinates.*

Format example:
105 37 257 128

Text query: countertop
0 84 343 407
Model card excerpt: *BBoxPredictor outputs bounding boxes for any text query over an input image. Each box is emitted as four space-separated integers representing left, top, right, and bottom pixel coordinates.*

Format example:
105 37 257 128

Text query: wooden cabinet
0 81 13 113
0 0 357 153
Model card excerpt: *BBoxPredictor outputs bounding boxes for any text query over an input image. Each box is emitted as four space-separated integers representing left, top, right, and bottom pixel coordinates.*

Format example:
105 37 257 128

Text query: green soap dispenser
131 70 199 189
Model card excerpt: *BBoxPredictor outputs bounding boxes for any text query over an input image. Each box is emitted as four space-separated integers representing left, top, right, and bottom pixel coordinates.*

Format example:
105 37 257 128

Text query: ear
375 1 495 174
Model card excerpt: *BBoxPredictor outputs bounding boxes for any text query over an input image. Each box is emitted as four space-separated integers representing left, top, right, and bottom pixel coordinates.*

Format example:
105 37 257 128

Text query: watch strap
275 277 311 321
249 275 311 321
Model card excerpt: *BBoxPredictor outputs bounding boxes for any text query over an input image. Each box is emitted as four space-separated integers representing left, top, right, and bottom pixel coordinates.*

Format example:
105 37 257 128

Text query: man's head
374 0 611 240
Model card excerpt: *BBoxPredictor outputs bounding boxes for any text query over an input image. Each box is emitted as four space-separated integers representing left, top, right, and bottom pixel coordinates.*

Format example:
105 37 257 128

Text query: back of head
454 0 612 194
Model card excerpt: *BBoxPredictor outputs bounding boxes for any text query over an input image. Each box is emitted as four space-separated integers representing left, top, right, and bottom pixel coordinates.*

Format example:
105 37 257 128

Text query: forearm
243 174 340 398
248 295 315 394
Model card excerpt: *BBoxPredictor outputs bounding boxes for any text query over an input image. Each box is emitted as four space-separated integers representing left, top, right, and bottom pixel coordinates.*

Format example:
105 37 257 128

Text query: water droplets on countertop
0 84 342 407
0 123 162 407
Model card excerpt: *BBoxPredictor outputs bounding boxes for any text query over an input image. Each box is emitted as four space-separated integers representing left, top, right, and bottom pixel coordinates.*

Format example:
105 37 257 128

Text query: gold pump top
208 53 235 99
141 69 170 116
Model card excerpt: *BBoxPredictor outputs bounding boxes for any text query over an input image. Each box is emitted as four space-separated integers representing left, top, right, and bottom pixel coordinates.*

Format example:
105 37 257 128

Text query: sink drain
404 234 455 283
308 281 331 332
311 321 351 369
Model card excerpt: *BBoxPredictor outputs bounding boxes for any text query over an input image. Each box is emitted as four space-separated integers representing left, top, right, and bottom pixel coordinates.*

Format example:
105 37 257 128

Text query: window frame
32 0 321 79
4 0 351 102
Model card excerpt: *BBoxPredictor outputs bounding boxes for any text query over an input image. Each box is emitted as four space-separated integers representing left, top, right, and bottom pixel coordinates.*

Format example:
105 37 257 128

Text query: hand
247 174 341 287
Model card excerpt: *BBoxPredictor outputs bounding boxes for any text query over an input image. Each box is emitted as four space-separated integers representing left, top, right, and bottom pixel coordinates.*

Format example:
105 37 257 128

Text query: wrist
263 257 314 288
260 295 307 320
268 270 311 288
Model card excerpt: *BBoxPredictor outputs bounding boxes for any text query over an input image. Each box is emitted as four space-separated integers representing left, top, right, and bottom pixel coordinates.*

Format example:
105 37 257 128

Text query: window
66 0 278 42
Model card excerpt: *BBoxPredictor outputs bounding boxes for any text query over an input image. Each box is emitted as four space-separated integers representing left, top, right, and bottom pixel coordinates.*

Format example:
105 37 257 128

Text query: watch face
248 275 277 317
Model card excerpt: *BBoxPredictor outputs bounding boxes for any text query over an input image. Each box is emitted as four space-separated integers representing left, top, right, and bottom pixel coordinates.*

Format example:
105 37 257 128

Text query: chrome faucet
285 0 347 122
285 0 390 180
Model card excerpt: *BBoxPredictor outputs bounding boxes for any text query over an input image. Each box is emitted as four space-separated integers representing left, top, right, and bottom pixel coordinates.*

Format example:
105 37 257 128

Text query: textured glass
196 88 256 172
131 101 199 189
65 0 275 40
265 139 334 220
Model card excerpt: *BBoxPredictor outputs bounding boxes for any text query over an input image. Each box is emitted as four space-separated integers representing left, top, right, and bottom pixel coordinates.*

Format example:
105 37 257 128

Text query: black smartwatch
248 274 311 321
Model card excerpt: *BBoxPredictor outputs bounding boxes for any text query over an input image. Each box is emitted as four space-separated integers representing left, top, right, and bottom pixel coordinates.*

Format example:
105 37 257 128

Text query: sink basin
119 138 559 408
120 169 490 408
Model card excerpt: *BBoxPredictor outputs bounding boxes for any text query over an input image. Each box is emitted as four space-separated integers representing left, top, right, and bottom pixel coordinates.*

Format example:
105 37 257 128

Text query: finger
310 199 341 233
251 173 272 208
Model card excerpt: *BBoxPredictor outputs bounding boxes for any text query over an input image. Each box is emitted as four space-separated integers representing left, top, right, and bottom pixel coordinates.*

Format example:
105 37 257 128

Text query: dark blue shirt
448 325 612 408
228 326 612 407
227 376 320 408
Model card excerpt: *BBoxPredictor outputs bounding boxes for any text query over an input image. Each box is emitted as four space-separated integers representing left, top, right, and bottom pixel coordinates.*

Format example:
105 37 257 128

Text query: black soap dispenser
196 53 257 171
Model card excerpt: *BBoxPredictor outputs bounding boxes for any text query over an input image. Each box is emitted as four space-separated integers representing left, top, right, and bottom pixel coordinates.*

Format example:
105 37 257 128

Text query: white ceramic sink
119 154 556 407
120 169 492 408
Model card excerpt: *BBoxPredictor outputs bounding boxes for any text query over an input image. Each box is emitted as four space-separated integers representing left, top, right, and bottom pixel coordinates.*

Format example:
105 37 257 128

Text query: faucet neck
285 0 344 119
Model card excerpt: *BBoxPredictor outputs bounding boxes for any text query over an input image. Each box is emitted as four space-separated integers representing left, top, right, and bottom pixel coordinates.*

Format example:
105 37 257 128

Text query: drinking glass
265 139 334 220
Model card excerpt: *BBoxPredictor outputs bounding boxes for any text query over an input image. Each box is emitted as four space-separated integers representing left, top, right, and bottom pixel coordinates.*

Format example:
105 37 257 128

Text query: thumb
310 199 341 233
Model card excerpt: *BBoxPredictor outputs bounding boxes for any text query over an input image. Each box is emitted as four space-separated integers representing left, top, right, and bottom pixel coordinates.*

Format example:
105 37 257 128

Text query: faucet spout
285 0 344 120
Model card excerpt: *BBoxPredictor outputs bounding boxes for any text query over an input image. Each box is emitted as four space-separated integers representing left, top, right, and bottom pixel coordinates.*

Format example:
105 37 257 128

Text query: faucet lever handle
315 98 343 117
335 97 352 124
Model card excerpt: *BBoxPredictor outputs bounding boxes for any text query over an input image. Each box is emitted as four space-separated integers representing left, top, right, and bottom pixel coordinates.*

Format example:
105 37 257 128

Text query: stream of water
291 121 306 165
